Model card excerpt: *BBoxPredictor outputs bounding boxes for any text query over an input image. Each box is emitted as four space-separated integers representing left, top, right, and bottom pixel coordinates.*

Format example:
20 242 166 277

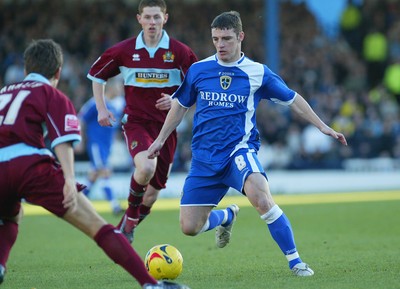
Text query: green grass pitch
2 191 400 289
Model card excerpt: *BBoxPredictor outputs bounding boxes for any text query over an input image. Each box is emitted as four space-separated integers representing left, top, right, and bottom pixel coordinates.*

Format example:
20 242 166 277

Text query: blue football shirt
79 96 124 166
173 53 296 163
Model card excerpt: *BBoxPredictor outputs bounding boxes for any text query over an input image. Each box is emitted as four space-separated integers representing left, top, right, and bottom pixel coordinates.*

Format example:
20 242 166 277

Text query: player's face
212 28 244 63
137 6 168 39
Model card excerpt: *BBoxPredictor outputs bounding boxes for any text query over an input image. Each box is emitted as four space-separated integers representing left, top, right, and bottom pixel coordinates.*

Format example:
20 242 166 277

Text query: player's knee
180 220 198 236
181 227 198 236
98 169 111 178
138 163 156 179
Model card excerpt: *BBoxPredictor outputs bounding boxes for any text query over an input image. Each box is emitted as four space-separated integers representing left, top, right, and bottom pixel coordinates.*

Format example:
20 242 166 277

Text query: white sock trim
197 219 210 234
260 205 283 224
221 209 229 225
286 252 300 262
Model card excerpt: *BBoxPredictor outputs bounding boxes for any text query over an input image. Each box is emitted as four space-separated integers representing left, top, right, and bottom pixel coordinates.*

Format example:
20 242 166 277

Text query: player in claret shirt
0 39 190 289
148 11 348 277
87 0 197 243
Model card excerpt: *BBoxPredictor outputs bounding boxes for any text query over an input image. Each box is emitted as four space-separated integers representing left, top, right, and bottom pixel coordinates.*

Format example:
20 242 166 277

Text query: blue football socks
208 210 226 230
199 208 233 233
104 186 113 201
261 205 302 269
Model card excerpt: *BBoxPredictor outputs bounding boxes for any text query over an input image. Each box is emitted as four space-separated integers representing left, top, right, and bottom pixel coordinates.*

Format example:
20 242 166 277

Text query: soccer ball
145 244 183 280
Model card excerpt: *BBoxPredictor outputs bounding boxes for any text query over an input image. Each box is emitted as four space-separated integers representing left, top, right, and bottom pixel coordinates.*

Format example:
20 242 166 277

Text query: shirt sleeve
46 89 81 149
260 65 296 105
172 66 197 108
87 46 121 82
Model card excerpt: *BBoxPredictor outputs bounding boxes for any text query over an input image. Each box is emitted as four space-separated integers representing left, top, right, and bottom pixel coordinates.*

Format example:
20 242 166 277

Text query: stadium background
1 0 399 197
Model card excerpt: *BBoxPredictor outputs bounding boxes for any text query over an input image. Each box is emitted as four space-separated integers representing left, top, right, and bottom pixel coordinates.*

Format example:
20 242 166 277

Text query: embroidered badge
65 114 80 131
130 140 138 150
163 51 175 63
220 76 232 90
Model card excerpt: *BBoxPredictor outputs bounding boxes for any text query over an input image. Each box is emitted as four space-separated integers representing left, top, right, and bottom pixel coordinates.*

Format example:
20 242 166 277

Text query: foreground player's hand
155 93 172 111
148 140 163 159
320 126 348 146
97 108 116 127
63 178 78 212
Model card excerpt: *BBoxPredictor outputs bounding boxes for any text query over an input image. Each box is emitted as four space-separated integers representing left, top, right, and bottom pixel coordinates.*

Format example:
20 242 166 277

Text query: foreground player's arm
290 93 348 146
92 81 115 127
73 120 86 154
54 142 78 211
148 99 188 158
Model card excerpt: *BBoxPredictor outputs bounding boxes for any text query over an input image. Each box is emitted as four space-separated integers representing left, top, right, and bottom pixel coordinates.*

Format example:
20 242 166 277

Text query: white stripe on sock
260 205 283 224
286 252 300 261
197 219 210 234
221 209 228 225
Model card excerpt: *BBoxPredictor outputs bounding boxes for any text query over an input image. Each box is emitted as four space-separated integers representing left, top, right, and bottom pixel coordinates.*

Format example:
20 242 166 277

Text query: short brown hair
24 39 63 79
138 0 167 14
211 11 243 36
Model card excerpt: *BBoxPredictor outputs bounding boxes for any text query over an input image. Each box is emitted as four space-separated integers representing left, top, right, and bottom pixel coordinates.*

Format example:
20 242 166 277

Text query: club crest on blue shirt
163 51 175 63
220 76 232 90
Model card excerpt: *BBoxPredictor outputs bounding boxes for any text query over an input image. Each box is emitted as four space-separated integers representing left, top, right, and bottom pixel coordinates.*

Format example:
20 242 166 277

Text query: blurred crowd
1 0 399 171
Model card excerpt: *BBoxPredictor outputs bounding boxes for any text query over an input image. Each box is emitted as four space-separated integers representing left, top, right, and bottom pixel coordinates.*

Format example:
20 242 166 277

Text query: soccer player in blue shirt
78 77 125 215
148 11 348 277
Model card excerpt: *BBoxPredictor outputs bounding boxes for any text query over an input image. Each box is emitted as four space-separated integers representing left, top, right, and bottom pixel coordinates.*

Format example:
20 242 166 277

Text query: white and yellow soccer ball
145 244 183 280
